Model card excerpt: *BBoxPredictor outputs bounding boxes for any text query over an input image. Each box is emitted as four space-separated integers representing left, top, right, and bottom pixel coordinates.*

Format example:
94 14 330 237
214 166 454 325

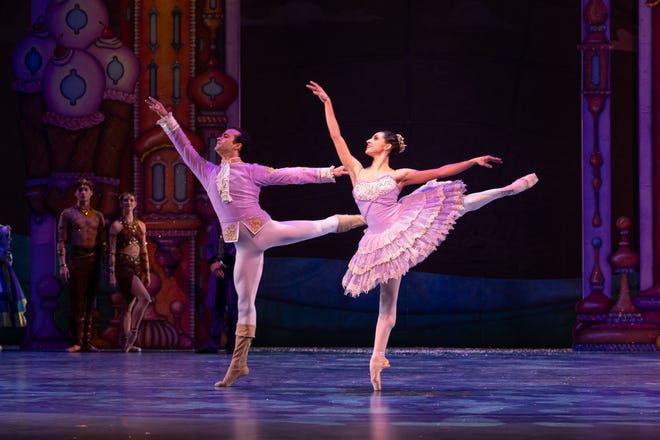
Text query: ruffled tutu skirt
342 180 466 297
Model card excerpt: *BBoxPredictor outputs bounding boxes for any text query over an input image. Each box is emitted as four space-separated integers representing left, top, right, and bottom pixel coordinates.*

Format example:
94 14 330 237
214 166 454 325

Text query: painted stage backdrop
5 0 645 349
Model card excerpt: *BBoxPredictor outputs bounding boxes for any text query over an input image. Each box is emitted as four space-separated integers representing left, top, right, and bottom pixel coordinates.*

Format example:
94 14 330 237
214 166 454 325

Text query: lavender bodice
352 175 401 234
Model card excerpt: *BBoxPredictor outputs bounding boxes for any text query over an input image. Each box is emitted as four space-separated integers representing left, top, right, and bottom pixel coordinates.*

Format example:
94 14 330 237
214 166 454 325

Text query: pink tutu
343 177 465 297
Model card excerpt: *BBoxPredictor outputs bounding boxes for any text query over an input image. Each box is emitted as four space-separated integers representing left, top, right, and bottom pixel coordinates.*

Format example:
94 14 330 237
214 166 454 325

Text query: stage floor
2 347 660 439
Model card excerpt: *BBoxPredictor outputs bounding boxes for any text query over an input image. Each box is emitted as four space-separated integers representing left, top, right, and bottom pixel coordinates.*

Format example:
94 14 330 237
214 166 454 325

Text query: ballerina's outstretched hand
472 155 503 168
306 80 329 103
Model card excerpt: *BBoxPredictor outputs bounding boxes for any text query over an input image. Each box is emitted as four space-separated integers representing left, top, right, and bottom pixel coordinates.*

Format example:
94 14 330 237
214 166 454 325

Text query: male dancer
146 96 364 386
57 177 106 352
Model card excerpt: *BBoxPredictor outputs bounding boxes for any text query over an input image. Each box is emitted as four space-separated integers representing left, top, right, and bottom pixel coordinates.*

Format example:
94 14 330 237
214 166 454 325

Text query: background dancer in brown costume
57 177 106 353
108 192 151 352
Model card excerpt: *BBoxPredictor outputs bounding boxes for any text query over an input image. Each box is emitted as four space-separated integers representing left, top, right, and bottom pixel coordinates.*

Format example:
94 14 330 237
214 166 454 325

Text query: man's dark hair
228 126 252 160
75 176 95 192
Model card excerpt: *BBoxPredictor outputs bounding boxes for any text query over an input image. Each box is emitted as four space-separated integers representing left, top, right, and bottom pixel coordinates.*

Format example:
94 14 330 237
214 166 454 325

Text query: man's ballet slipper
214 362 249 387
215 324 255 387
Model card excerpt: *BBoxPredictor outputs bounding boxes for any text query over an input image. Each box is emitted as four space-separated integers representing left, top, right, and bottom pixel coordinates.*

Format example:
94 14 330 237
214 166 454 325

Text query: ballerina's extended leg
461 173 538 213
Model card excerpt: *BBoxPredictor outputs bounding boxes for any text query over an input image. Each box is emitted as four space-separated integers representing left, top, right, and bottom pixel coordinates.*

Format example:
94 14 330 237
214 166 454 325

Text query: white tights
461 186 511 214
372 277 401 359
233 216 339 326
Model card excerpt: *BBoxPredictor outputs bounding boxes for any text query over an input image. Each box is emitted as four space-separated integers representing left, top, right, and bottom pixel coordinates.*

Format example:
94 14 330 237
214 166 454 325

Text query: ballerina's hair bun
395 134 406 153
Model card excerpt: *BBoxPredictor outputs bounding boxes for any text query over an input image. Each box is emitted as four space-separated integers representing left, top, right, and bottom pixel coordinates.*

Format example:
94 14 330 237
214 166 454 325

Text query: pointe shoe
370 356 391 391
335 214 366 233
126 345 142 353
508 173 538 195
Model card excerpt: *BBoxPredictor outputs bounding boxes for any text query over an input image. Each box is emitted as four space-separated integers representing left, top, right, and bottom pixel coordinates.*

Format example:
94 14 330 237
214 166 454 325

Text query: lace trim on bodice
353 175 398 201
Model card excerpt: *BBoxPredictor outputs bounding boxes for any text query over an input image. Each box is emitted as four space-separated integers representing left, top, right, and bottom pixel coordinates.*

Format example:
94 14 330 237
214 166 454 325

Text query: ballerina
307 80 538 391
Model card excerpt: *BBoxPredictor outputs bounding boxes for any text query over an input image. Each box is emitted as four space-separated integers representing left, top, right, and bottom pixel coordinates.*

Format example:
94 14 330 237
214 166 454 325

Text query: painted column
579 0 613 303
132 0 202 348
639 0 660 294
639 1 653 290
